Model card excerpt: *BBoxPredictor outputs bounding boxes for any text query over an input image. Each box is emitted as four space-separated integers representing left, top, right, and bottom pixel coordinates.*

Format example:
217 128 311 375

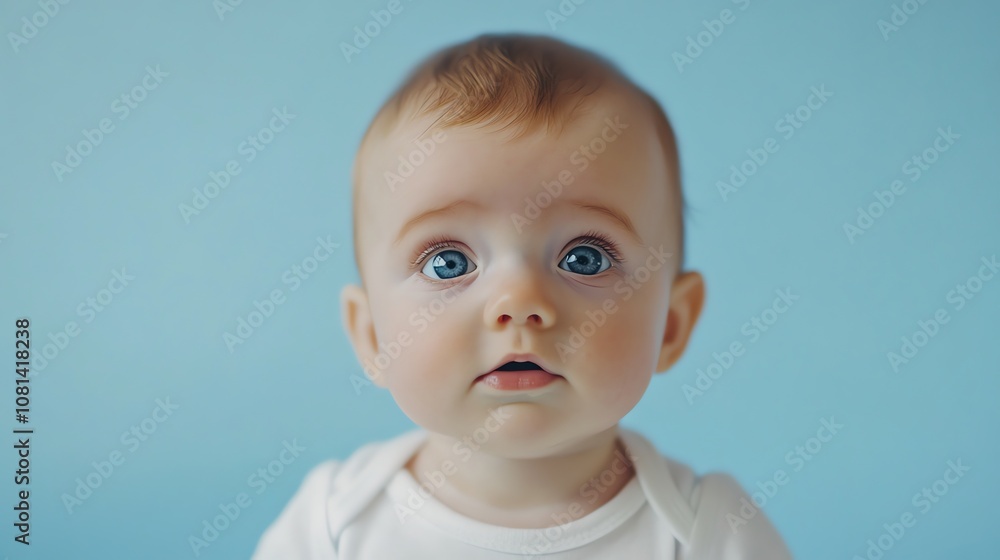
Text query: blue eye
559 245 612 275
421 249 475 280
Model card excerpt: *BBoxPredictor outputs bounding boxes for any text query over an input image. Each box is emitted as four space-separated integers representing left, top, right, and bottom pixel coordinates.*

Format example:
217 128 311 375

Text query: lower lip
476 370 561 391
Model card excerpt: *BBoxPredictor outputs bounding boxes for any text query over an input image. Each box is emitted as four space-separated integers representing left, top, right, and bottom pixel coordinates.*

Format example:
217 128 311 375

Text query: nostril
497 314 544 325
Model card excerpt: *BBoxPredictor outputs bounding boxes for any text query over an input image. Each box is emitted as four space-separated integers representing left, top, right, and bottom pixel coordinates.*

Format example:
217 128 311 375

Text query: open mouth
476 360 562 390
495 361 545 372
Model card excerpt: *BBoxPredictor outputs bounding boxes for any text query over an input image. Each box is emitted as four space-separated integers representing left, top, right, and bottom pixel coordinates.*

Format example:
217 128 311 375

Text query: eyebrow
392 198 643 246
570 201 644 246
393 200 486 246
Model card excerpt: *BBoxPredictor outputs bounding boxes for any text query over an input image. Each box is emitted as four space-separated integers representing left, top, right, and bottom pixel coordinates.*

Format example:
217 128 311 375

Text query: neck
406 426 636 528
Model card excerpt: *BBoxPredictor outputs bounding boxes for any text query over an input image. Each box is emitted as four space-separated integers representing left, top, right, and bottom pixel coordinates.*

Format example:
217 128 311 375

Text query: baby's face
350 89 683 457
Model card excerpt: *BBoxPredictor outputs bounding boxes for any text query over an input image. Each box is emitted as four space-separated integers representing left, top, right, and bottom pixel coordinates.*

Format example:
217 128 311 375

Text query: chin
481 416 613 459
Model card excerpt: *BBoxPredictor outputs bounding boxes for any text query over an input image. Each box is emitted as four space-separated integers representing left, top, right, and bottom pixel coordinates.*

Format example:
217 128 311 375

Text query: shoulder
251 459 343 560
252 432 425 560
623 430 792 560
676 466 794 560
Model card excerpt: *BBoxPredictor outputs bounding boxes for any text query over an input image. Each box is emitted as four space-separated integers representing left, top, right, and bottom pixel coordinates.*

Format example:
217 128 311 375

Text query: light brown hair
352 33 685 283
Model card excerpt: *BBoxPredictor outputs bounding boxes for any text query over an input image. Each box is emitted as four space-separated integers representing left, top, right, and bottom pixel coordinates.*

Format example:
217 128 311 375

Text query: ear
655 271 706 373
340 283 387 388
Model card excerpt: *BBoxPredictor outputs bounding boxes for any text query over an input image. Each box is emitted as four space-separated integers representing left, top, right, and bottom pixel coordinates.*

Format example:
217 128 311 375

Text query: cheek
387 342 477 434
599 330 656 402
571 297 665 404
374 292 476 419
596 289 665 357
380 334 454 428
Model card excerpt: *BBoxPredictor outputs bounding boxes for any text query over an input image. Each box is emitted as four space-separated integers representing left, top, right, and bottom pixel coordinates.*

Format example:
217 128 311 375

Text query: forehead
358 88 671 244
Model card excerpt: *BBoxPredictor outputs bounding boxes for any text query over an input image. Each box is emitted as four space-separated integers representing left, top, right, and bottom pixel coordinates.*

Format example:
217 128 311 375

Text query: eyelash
408 229 626 270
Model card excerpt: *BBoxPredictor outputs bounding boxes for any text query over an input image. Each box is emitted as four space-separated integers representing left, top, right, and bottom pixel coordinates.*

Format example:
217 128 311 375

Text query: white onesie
253 427 793 559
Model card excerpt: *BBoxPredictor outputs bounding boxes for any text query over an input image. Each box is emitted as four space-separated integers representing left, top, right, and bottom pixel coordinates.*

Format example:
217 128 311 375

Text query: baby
254 34 792 559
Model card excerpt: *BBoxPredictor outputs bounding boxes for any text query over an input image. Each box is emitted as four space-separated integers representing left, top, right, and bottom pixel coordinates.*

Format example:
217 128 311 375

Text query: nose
484 275 557 329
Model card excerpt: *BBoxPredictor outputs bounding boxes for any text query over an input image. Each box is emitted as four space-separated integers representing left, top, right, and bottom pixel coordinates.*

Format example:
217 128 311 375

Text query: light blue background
2 0 998 558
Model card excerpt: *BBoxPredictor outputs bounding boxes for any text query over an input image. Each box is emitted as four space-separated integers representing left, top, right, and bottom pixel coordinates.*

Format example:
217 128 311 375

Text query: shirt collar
327 426 695 548
618 427 695 548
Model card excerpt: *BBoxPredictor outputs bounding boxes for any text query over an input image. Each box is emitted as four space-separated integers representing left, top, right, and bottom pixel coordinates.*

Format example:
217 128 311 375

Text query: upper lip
480 353 561 378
